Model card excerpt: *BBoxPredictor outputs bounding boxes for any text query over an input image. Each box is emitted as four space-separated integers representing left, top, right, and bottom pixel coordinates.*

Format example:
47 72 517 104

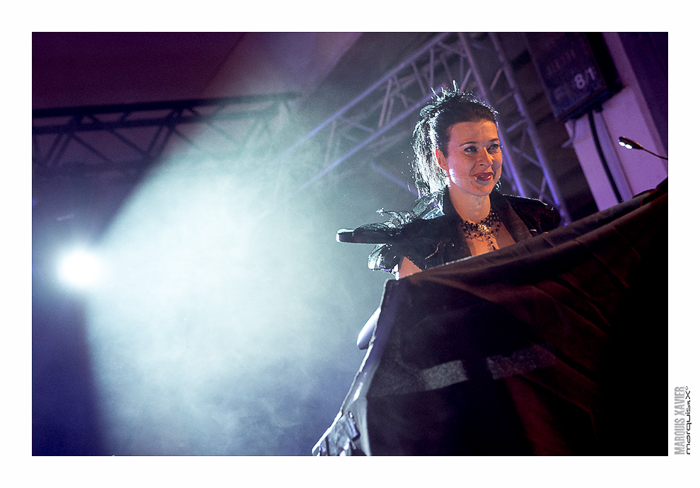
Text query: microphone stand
618 136 668 160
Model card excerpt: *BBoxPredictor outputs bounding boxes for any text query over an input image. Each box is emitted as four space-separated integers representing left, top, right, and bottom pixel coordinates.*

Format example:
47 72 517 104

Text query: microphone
618 136 668 160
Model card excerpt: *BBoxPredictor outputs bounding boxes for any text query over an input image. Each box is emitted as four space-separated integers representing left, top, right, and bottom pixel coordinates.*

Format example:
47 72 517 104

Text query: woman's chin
471 176 497 192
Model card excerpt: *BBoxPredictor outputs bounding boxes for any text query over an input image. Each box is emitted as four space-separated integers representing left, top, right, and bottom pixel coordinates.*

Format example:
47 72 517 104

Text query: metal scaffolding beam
272 32 572 222
33 34 574 224
32 93 298 179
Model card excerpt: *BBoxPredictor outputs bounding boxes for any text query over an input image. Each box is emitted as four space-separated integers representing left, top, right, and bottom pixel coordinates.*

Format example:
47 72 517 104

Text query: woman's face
436 119 502 198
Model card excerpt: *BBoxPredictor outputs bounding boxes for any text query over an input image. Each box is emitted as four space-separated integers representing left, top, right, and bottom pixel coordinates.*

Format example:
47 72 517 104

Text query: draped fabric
314 180 667 456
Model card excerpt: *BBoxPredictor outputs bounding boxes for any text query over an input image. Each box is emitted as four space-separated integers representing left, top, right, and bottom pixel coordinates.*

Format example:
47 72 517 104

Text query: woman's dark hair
411 85 498 195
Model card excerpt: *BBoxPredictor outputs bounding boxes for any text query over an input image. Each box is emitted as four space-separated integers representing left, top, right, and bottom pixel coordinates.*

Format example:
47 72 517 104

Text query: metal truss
33 34 572 222
271 32 572 223
32 93 298 180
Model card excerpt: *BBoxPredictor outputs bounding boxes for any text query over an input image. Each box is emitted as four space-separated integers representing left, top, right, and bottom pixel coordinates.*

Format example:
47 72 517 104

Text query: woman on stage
338 86 560 278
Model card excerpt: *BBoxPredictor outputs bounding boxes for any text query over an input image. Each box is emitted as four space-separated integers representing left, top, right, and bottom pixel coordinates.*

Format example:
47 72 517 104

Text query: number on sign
574 66 598 89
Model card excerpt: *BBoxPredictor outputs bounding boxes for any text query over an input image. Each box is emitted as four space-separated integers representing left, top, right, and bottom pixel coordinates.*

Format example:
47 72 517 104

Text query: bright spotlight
57 249 102 288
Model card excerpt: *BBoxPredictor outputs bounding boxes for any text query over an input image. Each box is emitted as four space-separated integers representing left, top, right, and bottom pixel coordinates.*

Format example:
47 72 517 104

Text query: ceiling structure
32 32 597 238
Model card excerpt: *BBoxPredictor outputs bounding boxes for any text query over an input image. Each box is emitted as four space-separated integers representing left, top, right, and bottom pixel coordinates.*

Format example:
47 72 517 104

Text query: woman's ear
436 148 448 171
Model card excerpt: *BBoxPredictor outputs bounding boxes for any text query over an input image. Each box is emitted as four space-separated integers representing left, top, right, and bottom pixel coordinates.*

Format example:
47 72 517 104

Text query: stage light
57 248 102 288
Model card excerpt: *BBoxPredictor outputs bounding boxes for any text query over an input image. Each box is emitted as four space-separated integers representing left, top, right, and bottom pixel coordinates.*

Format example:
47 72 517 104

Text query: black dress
337 188 561 273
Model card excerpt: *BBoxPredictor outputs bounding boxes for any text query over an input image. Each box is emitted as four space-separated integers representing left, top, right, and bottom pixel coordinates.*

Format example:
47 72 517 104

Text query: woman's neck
447 186 491 223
